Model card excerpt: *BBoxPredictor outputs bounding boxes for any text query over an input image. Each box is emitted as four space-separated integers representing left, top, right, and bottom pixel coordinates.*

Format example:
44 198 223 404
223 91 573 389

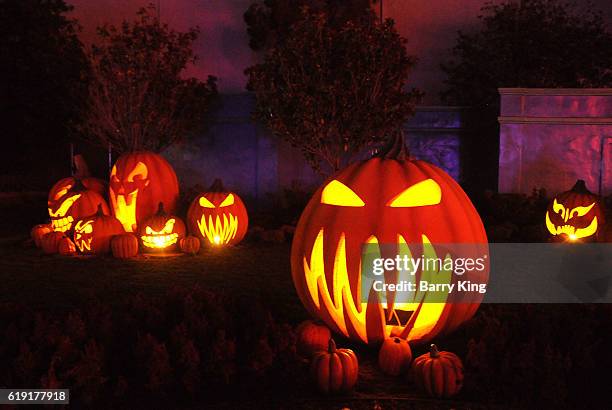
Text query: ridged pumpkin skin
296 320 331 357
41 232 66 254
378 337 412 376
111 233 139 258
187 179 248 247
137 203 186 253
291 157 489 345
310 339 358 394
110 151 179 232
179 236 201 255
31 224 52 248
545 179 604 242
58 237 77 256
73 206 125 255
412 344 463 398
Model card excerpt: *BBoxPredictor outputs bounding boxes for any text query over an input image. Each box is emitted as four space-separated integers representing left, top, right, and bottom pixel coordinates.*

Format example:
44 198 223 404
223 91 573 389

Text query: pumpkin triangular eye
219 194 234 207
321 180 364 207
387 179 441 207
199 196 215 208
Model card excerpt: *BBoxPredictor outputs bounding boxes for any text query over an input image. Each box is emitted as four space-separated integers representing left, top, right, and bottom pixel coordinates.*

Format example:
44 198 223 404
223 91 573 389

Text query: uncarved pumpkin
179 236 201 255
378 337 412 376
138 202 186 252
41 232 66 254
291 135 489 345
545 179 604 242
73 205 125 255
186 179 248 247
111 233 139 258
412 344 463 398
310 339 358 394
296 320 331 357
31 224 52 248
58 237 77 256
109 151 179 232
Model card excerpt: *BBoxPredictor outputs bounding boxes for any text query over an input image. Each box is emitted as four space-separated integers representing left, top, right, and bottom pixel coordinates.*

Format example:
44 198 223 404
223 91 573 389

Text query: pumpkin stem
376 130 409 160
96 204 105 216
394 337 402 344
209 178 226 192
71 178 86 192
73 154 90 178
328 338 337 353
571 179 592 194
429 344 440 358
156 202 166 215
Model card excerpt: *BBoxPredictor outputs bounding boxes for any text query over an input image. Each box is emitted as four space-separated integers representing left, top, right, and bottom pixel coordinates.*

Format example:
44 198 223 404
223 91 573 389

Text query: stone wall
498 88 612 196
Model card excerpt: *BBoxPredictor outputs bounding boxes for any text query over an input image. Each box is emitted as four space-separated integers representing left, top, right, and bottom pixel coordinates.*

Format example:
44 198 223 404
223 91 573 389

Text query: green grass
0 240 306 323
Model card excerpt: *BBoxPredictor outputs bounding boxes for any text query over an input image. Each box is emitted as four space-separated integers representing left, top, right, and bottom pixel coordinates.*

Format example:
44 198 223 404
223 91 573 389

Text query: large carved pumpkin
545 179 604 242
109 151 179 232
186 179 248 246
138 202 186 252
73 205 125 255
291 136 489 345
48 180 110 233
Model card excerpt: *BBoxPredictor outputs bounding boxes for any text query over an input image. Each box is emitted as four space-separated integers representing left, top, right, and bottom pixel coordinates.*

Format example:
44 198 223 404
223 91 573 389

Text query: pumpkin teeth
51 216 74 232
197 213 238 245
141 233 179 249
302 230 449 343
76 238 92 253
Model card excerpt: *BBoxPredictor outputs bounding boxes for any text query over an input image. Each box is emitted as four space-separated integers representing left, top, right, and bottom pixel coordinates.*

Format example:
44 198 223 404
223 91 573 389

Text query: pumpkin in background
73 205 124 255
378 337 412 376
291 135 489 345
111 233 139 258
41 232 66 254
296 320 331 357
138 203 185 252
31 224 52 248
310 339 358 394
179 236 201 255
187 179 248 247
109 151 179 232
48 180 110 233
545 179 604 242
412 344 463 398
58 237 77 256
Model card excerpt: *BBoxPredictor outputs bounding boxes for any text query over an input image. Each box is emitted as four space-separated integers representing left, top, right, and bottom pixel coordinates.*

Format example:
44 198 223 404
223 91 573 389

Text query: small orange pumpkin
310 339 358 394
179 236 201 255
138 202 186 252
41 231 66 254
296 320 331 357
73 205 125 255
111 233 140 258
58 237 77 256
412 344 463 398
31 224 52 248
378 337 412 376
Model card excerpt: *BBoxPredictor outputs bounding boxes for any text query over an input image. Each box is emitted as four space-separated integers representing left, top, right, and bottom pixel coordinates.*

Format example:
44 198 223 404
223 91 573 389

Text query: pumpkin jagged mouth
197 213 238 245
113 190 139 232
141 233 178 249
545 212 598 240
51 216 74 232
75 238 92 252
302 229 451 343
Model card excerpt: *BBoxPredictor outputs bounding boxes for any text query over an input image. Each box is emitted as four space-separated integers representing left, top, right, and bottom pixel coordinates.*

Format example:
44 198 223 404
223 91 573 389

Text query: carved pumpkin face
138 203 186 252
186 179 248 246
73 206 125 254
291 158 489 345
110 152 179 232
48 181 110 233
545 180 604 241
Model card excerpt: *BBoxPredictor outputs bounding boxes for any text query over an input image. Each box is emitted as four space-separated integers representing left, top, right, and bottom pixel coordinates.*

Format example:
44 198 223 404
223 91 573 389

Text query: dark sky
69 0 612 104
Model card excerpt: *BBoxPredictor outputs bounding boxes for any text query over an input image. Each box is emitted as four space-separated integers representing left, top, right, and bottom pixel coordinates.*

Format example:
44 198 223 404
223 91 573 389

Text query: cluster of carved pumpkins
32 151 248 257
297 320 464 398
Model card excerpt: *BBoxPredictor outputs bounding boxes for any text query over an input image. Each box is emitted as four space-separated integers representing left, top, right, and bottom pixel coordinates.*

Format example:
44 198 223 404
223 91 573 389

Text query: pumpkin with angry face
186 179 248 246
291 136 489 345
110 151 179 232
73 205 125 254
545 180 604 242
138 202 186 252
48 180 110 233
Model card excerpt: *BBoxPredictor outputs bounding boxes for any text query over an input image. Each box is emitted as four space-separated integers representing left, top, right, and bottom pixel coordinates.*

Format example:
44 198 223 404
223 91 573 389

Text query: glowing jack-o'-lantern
48 180 110 233
73 205 125 255
545 180 604 242
186 179 248 246
109 151 179 232
291 135 489 345
138 202 186 252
